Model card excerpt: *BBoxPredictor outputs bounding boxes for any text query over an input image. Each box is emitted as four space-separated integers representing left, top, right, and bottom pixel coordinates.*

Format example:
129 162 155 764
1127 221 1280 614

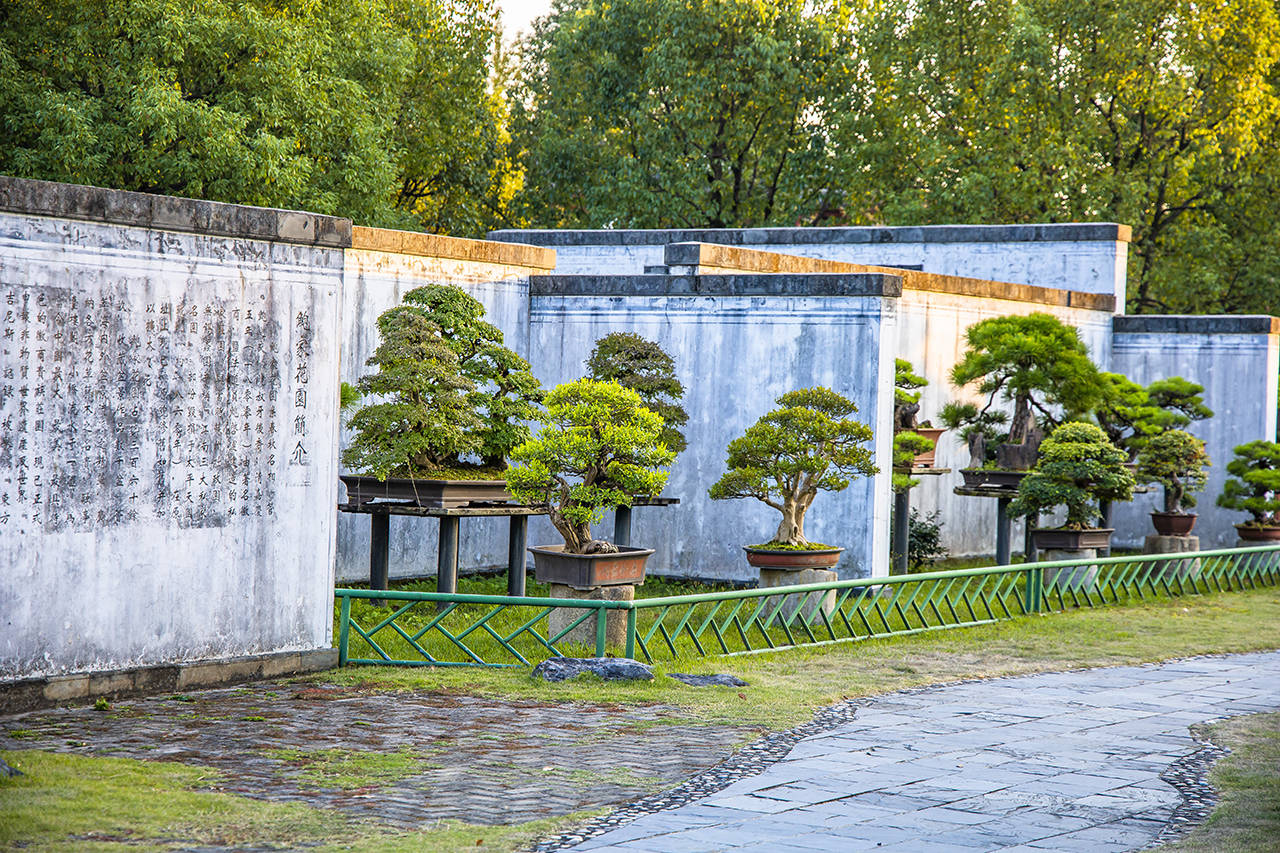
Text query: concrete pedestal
1041 549 1098 591
1143 535 1201 579
548 583 635 650
759 568 837 621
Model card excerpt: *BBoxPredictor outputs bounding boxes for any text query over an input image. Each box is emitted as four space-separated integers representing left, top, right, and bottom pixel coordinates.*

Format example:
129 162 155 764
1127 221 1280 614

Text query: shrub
709 387 877 547
1218 440 1280 527
1008 422 1135 528
1137 430 1210 514
586 332 689 454
504 379 674 553
908 509 949 570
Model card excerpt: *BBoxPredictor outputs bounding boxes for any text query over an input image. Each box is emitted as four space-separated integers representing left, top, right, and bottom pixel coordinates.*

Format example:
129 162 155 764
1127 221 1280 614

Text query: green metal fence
335 544 1280 668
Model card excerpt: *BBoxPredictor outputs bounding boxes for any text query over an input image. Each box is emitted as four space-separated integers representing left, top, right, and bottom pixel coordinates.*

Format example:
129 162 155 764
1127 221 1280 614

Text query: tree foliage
585 332 689 455
1147 377 1214 429
1094 373 1162 461
1137 430 1210 514
1008 422 1135 528
1218 440 1280 527
892 431 935 493
708 387 877 547
504 379 674 554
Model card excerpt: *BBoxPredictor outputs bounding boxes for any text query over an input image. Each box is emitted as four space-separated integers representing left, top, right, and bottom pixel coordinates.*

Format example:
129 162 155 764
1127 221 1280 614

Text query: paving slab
561 650 1280 851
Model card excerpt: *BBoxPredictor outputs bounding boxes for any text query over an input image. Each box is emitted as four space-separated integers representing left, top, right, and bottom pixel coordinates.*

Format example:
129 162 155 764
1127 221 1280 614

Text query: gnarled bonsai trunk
549 508 593 555
1164 473 1184 514
773 492 816 546
1008 393 1034 447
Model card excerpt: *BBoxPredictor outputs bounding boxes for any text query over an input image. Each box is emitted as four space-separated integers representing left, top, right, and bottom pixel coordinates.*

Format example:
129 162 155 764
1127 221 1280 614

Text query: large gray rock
0 758 22 777
668 673 748 687
531 657 653 682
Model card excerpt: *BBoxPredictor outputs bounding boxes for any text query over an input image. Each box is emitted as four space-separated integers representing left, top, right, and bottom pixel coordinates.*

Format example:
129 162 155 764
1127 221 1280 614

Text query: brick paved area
567 651 1280 852
0 680 757 827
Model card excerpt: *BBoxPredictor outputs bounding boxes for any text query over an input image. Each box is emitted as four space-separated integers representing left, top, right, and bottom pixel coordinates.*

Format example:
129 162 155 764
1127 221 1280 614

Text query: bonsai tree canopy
709 387 878 547
505 379 674 554
1218 440 1280 527
892 431 935 493
1008 422 1135 529
1147 377 1214 430
1094 372 1162 461
586 332 689 454
893 358 928 431
1137 430 1210 514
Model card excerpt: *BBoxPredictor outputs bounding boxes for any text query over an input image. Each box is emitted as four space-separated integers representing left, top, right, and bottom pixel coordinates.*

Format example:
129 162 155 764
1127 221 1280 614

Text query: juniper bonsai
1008 422 1135 529
1218 440 1280 528
708 387 877 547
586 332 689 454
504 379 674 554
1137 430 1210 514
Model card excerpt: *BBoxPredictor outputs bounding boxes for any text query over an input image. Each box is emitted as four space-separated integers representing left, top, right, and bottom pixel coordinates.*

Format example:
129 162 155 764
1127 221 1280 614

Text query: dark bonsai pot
912 427 947 467
960 469 1029 490
1234 523 1280 542
744 546 844 572
1151 512 1197 537
340 475 511 508
529 544 654 586
1031 527 1114 551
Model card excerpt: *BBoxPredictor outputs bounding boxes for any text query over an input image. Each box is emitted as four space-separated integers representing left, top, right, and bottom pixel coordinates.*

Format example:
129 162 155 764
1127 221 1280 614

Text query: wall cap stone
530 272 903 298
1113 315 1280 335
0 175 352 247
492 222 1133 247
351 225 555 269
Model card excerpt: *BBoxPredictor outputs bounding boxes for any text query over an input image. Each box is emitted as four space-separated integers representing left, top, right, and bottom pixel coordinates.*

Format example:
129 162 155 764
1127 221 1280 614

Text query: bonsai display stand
759 568 837 620
613 497 680 546
548 583 635 648
1143 535 1200 579
1040 549 1098 591
891 467 950 575
954 485 1037 567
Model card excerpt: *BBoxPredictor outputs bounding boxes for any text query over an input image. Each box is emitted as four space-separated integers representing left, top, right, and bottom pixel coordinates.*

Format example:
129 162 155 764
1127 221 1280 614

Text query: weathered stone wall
1111 316 1280 549
0 177 345 681
336 227 555 583
527 273 901 580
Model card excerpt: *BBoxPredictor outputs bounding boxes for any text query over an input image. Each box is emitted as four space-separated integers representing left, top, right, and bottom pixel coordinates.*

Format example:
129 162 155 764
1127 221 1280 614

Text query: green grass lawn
4 585 1280 852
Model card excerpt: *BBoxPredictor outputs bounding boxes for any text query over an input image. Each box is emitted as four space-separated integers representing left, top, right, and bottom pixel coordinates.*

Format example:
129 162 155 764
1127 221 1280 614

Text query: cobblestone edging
1145 723 1230 848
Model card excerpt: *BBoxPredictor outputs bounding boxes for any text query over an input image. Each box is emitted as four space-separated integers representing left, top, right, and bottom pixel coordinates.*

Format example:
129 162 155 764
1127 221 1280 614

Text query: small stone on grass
668 673 748 687
531 658 653 682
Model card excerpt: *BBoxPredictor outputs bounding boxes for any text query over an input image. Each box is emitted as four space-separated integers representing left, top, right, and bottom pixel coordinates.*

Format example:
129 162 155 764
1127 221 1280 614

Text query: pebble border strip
1144 722 1229 848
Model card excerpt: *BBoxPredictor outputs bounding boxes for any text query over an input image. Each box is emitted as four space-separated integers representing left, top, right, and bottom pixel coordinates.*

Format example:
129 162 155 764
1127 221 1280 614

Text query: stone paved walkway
567 651 1280 852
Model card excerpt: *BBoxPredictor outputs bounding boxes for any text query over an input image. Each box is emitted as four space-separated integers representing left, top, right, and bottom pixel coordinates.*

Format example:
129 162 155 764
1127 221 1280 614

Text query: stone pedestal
758 568 837 621
548 583 635 651
1143 535 1201 579
1041 549 1098 591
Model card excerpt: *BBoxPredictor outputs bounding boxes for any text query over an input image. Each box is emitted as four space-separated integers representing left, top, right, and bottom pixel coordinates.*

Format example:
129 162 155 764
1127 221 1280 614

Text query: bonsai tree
1148 377 1214 430
892 431 935 492
343 285 542 479
1008 422 1135 529
893 358 928 431
1217 440 1280 529
949 313 1103 468
586 332 689 454
1137 430 1210 515
1094 373 1162 461
504 379 674 554
939 401 1008 467
708 387 878 547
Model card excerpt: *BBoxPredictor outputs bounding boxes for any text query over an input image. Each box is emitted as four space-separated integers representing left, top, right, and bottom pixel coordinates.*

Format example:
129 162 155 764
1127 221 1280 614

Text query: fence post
595 605 607 657
1022 566 1042 614
625 607 636 660
338 595 351 666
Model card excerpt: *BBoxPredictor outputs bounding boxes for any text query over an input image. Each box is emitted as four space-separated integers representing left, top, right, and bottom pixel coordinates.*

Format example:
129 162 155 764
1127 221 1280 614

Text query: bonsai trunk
1008 393 1034 447
773 495 814 546
549 509 594 555
1164 475 1183 514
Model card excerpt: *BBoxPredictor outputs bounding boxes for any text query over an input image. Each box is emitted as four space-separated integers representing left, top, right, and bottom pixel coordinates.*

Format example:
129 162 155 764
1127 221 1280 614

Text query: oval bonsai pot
1234 523 1280 542
960 468 1029 490
1151 512 1197 537
744 546 844 572
1031 527 1114 552
529 544 654 587
340 474 511 508
912 427 947 467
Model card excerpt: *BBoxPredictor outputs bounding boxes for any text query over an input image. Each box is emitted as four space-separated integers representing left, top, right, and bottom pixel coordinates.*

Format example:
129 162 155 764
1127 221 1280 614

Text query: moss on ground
263 746 443 790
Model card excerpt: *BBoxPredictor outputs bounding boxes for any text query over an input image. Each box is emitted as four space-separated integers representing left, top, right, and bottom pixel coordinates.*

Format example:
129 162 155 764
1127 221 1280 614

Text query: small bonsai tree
949 313 1103 466
586 332 689 454
504 379 674 554
1008 422 1135 529
894 358 928 431
939 401 1009 468
1217 440 1280 528
1147 377 1214 430
343 285 542 479
1136 430 1210 515
892 431 935 492
1094 372 1162 461
708 387 878 547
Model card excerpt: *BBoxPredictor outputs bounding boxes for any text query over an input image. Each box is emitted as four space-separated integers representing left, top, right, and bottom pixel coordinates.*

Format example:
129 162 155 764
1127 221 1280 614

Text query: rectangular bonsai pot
960 469 1029 490
340 475 512 508
529 545 654 587
1032 527 1114 551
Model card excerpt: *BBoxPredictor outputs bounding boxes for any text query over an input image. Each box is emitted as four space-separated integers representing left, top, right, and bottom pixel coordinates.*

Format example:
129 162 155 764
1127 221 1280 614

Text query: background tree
585 332 689 454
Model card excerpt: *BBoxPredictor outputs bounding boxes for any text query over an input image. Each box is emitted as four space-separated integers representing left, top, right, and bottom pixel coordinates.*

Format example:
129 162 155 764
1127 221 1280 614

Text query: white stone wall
0 211 342 680
527 292 897 581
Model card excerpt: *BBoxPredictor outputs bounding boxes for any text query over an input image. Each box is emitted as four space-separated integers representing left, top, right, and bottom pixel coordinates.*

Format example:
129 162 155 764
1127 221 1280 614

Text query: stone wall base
0 647 338 716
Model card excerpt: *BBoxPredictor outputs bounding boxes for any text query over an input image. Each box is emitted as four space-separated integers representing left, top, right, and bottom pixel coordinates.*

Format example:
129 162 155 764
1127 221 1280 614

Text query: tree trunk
1008 393 1033 446
773 498 809 546
549 508 593 555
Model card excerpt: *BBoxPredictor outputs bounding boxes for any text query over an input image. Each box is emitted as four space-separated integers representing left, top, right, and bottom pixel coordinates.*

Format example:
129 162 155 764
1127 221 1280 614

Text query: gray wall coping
493 222 1132 247
0 175 352 248
1113 315 1280 335
529 272 903 298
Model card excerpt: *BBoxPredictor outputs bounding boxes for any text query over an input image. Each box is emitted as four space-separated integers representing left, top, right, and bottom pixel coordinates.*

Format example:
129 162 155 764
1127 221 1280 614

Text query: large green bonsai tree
1008 422 1135 529
948 313 1103 468
586 332 689 454
1094 372 1162 461
1137 430 1210 514
709 387 878 548
343 285 542 479
1218 440 1280 528
505 379 674 554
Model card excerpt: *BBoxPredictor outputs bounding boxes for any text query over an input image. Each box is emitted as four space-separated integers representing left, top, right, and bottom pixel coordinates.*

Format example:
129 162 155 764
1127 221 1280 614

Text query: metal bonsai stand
953 485 1037 567
891 468 950 575
338 497 680 602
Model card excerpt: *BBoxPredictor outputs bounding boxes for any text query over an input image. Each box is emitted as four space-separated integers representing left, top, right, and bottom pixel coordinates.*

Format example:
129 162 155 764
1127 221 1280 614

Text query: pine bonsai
1008 422 1135 529
708 387 877 548
939 401 1008 467
504 379 674 554
1137 430 1210 514
1094 372 1162 461
1218 440 1280 528
342 285 542 480
586 332 689 454
892 431 935 493
1147 377 1214 430
893 358 928 430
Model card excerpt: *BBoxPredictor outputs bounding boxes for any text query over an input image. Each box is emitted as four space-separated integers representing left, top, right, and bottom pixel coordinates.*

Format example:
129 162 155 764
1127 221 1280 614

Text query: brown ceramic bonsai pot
1031 527 1114 551
1151 512 1197 537
912 428 947 467
1234 523 1280 542
529 544 654 587
744 546 844 572
340 475 511 508
960 469 1029 490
